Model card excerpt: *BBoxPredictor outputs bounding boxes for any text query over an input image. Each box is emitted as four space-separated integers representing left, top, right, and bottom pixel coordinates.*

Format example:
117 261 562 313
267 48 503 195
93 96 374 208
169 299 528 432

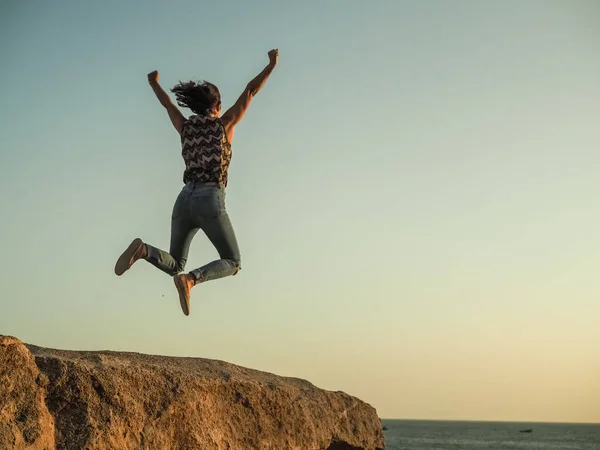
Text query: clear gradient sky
1 0 599 423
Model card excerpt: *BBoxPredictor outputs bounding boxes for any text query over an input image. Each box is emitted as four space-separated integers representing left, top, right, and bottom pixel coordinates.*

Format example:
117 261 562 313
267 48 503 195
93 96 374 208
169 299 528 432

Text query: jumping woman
114 49 279 316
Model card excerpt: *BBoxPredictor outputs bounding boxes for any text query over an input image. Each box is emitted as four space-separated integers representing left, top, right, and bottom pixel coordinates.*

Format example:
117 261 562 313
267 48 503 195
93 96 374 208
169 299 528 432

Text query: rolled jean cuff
190 269 204 283
145 244 160 263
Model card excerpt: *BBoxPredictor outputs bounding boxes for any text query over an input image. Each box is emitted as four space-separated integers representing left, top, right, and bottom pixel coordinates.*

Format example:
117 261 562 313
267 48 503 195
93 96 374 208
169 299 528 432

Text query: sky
1 0 599 423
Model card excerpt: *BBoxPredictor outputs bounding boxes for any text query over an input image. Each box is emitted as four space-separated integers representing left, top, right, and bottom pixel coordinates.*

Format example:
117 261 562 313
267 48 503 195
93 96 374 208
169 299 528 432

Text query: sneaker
173 274 194 316
114 238 147 276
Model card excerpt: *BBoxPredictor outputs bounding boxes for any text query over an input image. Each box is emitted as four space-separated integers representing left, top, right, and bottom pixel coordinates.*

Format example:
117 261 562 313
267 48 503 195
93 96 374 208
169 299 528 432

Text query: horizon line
380 418 600 425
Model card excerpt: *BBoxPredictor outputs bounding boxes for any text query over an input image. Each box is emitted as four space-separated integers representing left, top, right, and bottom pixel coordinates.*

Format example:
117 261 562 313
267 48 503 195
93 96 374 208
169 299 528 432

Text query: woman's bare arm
147 70 186 135
221 49 279 142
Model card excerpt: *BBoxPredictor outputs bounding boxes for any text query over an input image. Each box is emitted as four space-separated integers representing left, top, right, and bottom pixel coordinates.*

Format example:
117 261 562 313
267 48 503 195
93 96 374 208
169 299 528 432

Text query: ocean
382 420 600 450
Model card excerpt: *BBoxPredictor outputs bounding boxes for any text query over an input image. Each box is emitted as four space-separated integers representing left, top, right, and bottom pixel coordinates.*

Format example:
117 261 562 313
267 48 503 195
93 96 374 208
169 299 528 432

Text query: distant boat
519 429 533 433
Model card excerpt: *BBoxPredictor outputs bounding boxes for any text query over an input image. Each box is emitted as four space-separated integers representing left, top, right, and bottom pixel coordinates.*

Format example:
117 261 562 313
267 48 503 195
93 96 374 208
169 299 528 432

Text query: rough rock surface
0 336 54 450
0 335 385 450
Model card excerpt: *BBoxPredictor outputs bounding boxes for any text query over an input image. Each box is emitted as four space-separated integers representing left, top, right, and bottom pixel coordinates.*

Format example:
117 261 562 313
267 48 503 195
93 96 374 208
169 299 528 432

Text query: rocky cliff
0 335 385 450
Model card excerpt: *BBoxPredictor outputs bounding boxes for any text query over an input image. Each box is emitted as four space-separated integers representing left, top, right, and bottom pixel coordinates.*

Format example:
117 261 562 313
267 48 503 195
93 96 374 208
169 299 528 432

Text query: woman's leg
115 187 198 277
191 210 241 282
146 188 199 276
173 209 240 316
145 215 199 276
173 187 241 316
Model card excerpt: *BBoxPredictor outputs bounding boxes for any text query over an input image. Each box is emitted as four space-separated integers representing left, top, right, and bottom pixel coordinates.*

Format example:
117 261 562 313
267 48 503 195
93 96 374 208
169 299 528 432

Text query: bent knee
229 256 241 275
174 257 187 274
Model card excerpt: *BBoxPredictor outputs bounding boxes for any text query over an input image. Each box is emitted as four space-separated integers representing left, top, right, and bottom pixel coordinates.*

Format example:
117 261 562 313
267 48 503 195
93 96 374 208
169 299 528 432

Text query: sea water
382 419 600 450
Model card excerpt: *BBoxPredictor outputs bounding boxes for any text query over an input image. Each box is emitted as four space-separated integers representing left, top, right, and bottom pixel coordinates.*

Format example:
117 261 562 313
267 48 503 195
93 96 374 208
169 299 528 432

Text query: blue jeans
145 182 241 282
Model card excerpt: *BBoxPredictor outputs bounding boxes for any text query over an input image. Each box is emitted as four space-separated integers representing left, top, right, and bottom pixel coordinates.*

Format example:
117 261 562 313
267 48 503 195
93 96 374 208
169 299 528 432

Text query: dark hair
171 80 221 115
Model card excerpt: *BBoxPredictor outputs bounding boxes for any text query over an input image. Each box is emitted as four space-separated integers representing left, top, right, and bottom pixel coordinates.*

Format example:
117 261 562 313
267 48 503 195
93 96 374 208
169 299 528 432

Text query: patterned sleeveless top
180 115 232 186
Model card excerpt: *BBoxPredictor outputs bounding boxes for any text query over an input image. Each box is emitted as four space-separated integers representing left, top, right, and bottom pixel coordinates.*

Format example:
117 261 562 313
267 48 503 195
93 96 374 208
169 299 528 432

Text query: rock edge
0 335 385 450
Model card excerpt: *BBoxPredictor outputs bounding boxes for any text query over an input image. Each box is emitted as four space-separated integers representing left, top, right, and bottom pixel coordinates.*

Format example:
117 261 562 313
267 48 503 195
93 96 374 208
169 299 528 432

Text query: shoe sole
174 276 190 316
114 238 143 276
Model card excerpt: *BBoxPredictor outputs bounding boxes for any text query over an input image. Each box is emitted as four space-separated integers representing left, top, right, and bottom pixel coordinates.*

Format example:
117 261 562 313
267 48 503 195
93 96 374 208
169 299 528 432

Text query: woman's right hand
268 49 278 66
147 70 159 84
